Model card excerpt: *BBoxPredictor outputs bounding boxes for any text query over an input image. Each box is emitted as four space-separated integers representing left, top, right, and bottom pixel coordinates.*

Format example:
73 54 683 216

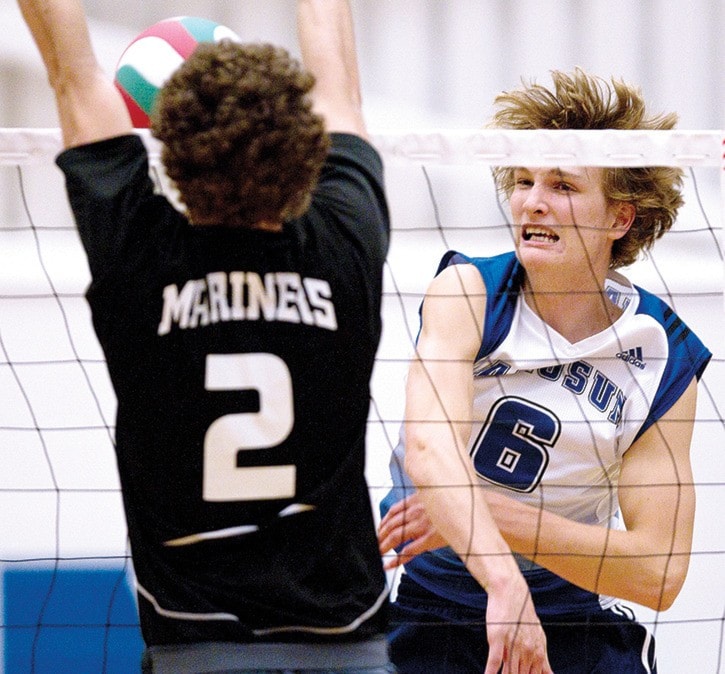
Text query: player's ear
609 201 635 240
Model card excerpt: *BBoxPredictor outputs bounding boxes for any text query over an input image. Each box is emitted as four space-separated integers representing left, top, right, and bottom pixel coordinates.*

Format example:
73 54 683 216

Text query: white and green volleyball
114 16 240 128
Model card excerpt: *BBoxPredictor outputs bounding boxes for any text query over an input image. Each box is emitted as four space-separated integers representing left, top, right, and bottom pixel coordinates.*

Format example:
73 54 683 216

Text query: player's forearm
18 0 97 85
19 0 132 147
296 0 366 136
404 421 526 593
487 491 692 610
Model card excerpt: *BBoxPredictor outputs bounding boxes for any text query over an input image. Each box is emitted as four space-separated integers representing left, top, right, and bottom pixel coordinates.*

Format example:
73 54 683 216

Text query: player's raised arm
17 0 132 148
296 0 367 139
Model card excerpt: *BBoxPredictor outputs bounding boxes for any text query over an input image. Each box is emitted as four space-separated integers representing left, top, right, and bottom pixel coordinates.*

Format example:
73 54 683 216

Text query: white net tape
1 128 722 167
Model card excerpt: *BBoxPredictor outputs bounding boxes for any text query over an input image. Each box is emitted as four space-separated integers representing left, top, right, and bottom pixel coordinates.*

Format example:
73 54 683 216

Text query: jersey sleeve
634 287 712 440
311 133 390 268
55 134 158 283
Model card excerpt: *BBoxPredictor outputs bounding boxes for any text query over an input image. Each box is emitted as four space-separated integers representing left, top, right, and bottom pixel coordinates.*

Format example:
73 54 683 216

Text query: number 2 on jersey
203 353 295 502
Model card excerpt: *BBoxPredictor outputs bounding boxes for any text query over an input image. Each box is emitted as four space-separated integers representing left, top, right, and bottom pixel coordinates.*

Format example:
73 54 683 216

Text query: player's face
509 166 631 279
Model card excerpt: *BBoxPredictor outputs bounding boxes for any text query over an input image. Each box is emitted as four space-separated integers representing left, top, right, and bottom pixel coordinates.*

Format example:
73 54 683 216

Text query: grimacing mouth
522 224 560 242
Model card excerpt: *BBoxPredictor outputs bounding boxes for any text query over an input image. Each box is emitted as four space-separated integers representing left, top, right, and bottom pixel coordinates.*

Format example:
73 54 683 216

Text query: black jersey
56 133 390 646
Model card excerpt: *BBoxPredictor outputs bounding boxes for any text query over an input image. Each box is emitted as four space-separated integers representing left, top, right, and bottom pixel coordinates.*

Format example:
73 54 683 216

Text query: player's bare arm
403 263 553 674
297 0 367 138
387 377 698 612
18 0 132 148
484 378 698 611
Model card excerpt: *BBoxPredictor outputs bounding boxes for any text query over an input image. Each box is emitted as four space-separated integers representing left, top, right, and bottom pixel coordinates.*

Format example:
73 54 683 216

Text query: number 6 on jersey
203 353 295 502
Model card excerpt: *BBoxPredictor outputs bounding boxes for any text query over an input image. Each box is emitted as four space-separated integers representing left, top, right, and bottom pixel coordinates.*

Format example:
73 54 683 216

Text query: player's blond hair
490 68 683 269
152 40 330 229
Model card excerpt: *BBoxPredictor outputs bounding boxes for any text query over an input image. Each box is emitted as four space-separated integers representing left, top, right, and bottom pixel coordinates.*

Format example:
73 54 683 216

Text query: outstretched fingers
378 493 446 568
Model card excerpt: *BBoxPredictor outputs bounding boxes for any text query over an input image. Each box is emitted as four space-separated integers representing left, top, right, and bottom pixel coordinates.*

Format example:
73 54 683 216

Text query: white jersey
384 250 711 615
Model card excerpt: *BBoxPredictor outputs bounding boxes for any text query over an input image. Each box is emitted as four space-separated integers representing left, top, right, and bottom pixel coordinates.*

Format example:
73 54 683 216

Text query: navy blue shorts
388 575 656 674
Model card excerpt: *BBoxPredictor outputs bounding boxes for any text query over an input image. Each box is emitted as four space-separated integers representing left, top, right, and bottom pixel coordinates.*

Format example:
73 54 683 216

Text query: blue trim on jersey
440 251 712 443
439 251 523 359
632 285 712 441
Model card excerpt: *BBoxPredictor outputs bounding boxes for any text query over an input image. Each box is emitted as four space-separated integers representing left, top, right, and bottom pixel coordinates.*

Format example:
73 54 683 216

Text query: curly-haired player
153 41 330 229
378 69 710 674
17 0 395 672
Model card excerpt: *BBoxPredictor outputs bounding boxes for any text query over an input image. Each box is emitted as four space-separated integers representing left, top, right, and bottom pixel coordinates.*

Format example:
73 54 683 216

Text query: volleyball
114 16 240 128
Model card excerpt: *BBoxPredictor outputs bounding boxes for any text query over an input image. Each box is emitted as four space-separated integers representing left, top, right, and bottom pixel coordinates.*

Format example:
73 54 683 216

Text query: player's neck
254 220 284 232
522 276 622 343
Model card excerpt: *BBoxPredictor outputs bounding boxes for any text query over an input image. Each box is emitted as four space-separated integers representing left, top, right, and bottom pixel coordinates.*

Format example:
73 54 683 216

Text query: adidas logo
616 346 646 370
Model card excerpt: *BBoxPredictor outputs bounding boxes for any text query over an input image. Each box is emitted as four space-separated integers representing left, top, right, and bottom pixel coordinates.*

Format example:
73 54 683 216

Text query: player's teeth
526 228 557 241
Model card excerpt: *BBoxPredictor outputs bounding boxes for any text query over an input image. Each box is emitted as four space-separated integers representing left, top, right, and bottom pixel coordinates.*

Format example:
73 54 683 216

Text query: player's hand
377 492 446 569
484 574 553 674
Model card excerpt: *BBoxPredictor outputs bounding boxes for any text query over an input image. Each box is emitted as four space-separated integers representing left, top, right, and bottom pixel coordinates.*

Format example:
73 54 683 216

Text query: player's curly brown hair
490 68 683 269
151 39 330 229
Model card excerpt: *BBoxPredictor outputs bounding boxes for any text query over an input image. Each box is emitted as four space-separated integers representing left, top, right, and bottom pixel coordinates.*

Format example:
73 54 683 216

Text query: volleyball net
0 128 723 673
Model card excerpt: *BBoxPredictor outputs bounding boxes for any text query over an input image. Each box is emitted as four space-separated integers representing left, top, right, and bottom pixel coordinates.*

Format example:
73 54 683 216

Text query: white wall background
0 2 723 673
0 0 723 130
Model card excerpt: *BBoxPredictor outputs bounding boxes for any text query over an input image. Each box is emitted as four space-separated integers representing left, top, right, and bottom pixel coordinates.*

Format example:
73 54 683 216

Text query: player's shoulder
420 264 488 352
428 261 485 296
434 250 522 299
623 280 711 391
327 132 384 177
632 283 708 353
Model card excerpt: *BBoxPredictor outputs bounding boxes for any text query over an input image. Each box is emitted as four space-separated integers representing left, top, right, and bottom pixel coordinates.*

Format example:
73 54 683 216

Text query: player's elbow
635 555 690 611
656 561 689 611
638 582 680 612
403 425 436 487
